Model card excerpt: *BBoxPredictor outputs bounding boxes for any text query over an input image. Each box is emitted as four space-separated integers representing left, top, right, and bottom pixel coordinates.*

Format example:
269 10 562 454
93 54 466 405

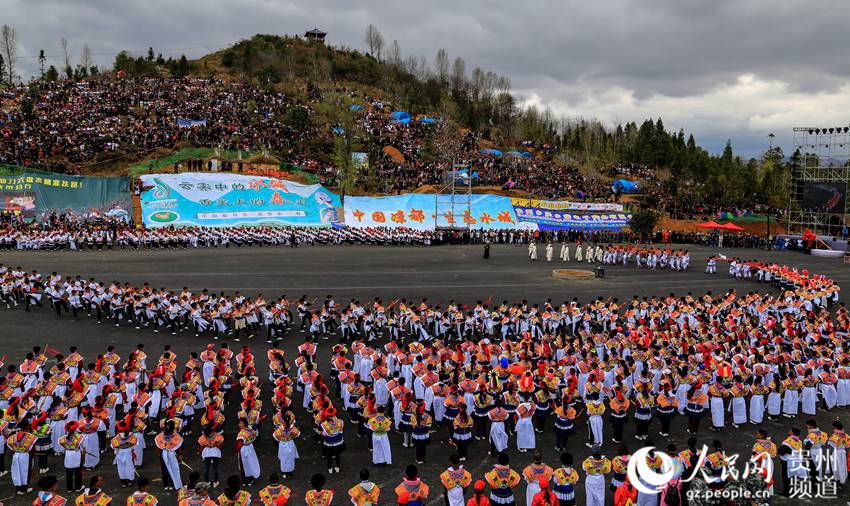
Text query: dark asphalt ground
1 243 849 505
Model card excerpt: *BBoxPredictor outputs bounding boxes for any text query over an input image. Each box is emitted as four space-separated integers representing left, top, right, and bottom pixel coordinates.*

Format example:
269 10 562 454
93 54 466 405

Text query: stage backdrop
139 173 342 227
0 171 131 221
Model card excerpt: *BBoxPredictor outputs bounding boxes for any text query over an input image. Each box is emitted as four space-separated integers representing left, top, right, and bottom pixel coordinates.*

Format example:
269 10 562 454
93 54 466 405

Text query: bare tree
434 48 449 85
496 75 511 95
60 37 71 73
417 55 429 80
470 67 484 98
403 55 418 75
482 71 497 101
80 44 93 71
364 24 384 60
450 57 466 92
0 25 18 84
387 40 401 67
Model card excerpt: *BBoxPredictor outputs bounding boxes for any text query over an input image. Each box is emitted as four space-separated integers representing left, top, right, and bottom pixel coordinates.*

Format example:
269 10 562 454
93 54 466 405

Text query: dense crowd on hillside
1 77 617 200
0 78 308 173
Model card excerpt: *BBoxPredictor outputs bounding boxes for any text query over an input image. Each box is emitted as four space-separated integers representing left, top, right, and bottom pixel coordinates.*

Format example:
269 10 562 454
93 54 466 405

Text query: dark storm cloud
3 0 849 157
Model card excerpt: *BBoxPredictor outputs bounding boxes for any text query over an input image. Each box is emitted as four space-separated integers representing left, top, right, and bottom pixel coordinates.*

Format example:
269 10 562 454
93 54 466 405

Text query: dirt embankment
658 217 787 235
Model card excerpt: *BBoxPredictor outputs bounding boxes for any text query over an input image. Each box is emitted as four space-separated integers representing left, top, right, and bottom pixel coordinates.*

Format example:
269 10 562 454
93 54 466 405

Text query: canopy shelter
611 179 640 193
480 148 504 156
718 221 745 232
697 220 723 229
382 146 405 163
390 111 411 124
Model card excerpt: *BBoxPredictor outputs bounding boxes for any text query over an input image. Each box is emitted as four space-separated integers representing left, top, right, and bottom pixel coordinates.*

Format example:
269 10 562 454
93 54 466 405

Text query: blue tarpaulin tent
390 111 411 124
521 151 533 158
451 169 479 182
331 127 345 135
480 148 504 156
506 151 523 157
611 179 640 193
349 104 363 111
419 117 437 124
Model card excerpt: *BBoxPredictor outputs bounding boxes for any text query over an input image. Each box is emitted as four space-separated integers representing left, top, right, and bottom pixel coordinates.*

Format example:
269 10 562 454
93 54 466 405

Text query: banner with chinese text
512 200 631 230
509 198 624 212
139 173 342 227
343 194 521 230
0 171 131 221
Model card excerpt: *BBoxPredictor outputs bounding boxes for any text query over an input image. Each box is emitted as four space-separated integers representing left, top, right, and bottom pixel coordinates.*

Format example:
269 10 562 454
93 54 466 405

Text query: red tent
718 222 744 232
697 220 722 229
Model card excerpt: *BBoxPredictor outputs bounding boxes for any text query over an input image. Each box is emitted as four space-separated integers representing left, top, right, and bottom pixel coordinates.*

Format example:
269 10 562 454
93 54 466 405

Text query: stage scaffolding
787 126 850 235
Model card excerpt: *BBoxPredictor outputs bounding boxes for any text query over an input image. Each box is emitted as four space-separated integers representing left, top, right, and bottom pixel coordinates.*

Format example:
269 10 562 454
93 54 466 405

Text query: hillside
175 35 793 211
0 32 792 212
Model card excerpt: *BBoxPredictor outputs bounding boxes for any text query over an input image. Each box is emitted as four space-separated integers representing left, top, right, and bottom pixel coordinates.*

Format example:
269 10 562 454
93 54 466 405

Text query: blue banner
140 173 342 227
176 117 207 128
512 204 631 230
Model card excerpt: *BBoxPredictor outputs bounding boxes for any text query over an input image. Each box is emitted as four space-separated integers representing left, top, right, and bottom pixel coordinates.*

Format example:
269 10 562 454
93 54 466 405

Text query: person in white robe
560 242 570 262
8 431 36 494
749 381 766 425
516 399 536 452
237 422 261 485
587 395 605 447
273 423 299 477
110 424 136 485
155 424 183 490
801 382 817 416
730 382 748 427
80 415 105 469
545 242 554 262
821 376 838 410
368 409 393 466
766 380 782 420
829 421 848 485
443 456 469 506
488 406 509 455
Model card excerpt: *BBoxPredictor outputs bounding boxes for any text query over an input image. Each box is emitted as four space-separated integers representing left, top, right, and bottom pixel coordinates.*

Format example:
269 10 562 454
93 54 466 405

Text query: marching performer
257 473 291 506
8 425 37 495
197 426 223 488
485 453 521 506
348 468 381 506
522 451 554 506
154 420 183 491
33 475 67 506
110 421 137 487
582 447 611 506
236 417 261 486
272 413 299 478
59 421 84 493
395 465 429 506
440 454 471 506
367 405 393 466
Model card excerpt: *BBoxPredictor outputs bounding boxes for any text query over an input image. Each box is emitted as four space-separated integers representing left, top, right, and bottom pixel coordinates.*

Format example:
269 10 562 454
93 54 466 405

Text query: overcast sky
4 0 850 158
